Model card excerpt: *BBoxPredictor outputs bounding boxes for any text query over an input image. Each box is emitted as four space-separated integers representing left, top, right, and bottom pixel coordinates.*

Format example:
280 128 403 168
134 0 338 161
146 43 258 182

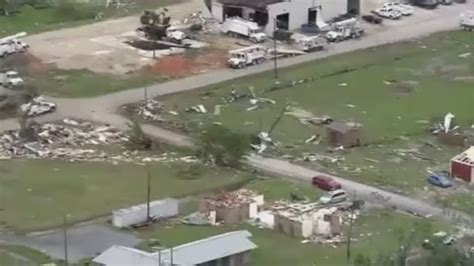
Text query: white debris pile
137 99 164 122
20 96 56 117
0 119 127 159
430 112 459 135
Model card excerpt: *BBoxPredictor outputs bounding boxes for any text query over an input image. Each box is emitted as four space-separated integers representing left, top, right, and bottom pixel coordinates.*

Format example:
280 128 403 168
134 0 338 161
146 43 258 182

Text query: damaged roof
217 0 283 10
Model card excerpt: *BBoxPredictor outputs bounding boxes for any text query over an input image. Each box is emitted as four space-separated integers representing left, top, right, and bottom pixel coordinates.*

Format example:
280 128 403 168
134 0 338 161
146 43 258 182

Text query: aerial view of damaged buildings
1 0 474 265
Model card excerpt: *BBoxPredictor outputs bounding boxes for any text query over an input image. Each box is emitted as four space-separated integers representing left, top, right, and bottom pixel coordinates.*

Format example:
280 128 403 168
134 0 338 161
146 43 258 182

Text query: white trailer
222 17 267 43
0 32 29 58
112 198 179 228
0 71 24 87
228 45 267 69
460 11 474 31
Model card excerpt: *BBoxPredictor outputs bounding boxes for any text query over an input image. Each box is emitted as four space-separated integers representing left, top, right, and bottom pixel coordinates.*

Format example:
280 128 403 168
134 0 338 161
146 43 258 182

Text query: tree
196 124 249 167
127 118 152 150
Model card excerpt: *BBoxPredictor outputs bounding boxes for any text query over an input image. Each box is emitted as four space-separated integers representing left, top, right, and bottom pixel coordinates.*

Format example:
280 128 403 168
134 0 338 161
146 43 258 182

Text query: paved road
0 224 139 263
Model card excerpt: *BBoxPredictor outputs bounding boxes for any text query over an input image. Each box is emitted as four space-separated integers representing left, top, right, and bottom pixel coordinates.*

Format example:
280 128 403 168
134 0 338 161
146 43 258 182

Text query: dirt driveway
24 0 211 75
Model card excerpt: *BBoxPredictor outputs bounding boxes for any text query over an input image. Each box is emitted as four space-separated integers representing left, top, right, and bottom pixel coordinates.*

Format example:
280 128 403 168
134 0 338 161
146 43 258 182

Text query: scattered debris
338 83 348 87
458 52 471 58
213 105 223 116
186 104 207 113
305 135 321 144
137 99 164 122
20 96 56 117
346 104 356 108
182 211 217 226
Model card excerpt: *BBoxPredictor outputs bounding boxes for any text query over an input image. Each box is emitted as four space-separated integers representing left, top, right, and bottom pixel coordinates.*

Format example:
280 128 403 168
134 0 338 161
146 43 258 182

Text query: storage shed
326 122 361 148
450 146 474 184
112 198 179 228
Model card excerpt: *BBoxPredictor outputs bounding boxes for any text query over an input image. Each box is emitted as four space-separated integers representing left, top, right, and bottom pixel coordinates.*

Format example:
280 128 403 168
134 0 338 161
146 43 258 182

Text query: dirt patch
0 53 51 76
145 49 227 78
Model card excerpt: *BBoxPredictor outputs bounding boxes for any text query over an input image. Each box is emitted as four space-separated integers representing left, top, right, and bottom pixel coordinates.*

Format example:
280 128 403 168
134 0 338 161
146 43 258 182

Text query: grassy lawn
157 31 474 192
135 210 447 266
0 245 55 265
440 192 474 215
28 69 164 98
0 0 177 38
0 159 252 231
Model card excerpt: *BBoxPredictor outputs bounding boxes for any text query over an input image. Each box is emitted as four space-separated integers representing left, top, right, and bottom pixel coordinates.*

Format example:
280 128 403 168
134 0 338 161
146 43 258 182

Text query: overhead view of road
0 1 473 263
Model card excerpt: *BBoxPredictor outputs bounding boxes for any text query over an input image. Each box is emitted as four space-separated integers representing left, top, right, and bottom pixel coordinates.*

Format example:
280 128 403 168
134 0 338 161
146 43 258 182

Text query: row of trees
0 0 97 20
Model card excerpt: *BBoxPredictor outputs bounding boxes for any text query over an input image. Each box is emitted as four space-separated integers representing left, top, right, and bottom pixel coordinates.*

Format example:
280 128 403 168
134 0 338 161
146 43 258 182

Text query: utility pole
273 17 278 79
63 215 69 266
146 166 151 222
346 191 356 262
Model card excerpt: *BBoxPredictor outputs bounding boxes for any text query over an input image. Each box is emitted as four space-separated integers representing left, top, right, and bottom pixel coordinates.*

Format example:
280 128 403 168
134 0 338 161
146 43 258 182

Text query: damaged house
210 0 360 35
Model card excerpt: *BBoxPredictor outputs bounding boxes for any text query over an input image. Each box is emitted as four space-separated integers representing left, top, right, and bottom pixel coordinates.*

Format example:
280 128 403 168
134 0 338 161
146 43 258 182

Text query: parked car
383 2 414 16
427 174 452 188
373 7 402 19
362 14 383 24
312 175 342 191
319 189 347 204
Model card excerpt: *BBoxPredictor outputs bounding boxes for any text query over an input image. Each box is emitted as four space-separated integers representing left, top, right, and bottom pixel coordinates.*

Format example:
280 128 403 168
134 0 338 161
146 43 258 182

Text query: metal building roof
93 245 158 266
160 230 257 265
93 230 257 266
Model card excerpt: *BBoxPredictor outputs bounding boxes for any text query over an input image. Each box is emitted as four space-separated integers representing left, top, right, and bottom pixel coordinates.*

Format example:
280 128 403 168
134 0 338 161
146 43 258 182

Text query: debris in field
365 158 380 163
246 105 259 111
186 104 207 113
213 105 223 116
338 83 347 87
226 89 249 103
137 99 164 122
458 52 471 58
168 111 178 115
305 135 321 144
182 211 217 225
20 96 56 117
416 120 429 124
346 104 356 108
0 119 127 161
444 113 455 133
303 153 341 163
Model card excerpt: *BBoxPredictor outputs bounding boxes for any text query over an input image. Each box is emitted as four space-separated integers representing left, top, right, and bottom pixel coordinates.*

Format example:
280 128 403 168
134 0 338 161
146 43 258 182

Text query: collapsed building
210 0 361 36
199 189 352 240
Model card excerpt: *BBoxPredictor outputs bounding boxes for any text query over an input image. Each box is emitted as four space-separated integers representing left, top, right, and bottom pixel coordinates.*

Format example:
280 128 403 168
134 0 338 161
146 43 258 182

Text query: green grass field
0 245 54 266
0 159 251 231
28 69 164 98
157 31 474 192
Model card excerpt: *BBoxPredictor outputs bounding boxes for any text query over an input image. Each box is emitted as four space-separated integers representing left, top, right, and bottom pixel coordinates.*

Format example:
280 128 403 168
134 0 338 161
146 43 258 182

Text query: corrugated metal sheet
94 230 257 266
160 230 257 265
112 198 179 228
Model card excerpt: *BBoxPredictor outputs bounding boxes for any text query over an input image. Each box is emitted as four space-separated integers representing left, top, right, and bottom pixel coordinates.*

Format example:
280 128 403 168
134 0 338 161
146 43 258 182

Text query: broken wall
200 201 251 224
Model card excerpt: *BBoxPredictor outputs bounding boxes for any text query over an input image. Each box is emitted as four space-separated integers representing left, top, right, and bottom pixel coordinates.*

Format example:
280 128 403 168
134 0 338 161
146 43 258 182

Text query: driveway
0 224 139 263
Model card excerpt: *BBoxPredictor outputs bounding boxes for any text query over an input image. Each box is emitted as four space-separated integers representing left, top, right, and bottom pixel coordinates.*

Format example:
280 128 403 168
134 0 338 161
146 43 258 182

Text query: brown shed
326 122 361 148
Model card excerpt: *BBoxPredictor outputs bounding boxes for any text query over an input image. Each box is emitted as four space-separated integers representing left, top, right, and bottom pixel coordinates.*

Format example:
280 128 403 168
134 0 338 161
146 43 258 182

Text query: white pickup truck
0 71 24 87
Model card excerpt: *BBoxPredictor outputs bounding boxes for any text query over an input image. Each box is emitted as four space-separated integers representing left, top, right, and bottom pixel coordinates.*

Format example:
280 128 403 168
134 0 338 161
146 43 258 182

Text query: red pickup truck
312 175 342 191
